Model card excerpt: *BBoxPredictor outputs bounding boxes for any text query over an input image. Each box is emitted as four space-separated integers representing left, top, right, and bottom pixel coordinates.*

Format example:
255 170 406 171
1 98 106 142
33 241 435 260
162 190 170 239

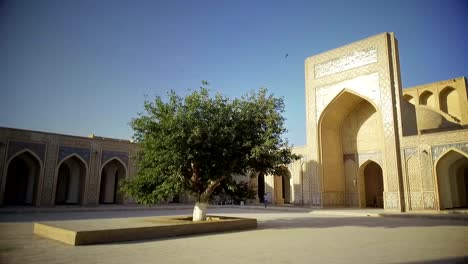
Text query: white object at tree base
193 202 208 221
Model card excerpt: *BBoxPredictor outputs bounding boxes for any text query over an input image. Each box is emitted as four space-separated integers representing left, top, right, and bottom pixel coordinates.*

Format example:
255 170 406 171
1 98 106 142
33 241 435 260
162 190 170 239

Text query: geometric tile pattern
7 140 46 163
431 142 468 161
57 146 91 165
102 150 129 167
315 47 377 78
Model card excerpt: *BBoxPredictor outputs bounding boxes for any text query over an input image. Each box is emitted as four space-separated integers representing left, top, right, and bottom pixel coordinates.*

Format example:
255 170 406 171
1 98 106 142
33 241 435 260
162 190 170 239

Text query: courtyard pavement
0 208 467 264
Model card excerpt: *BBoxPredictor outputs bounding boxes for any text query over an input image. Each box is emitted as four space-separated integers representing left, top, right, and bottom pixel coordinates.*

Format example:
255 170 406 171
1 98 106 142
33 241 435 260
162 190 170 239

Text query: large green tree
122 85 299 221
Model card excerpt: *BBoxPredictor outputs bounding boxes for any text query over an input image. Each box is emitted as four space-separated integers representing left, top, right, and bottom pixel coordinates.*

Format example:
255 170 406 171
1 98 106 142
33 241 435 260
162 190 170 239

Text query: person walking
263 194 268 208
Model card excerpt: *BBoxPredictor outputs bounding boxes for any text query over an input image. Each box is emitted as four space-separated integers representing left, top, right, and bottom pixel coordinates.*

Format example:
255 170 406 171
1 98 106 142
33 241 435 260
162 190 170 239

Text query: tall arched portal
4 151 40 205
99 159 126 204
436 150 468 209
319 90 383 207
55 156 86 205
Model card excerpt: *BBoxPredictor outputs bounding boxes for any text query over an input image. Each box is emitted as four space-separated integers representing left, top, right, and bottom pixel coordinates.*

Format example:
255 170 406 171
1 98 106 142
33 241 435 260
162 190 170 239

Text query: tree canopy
122 86 299 209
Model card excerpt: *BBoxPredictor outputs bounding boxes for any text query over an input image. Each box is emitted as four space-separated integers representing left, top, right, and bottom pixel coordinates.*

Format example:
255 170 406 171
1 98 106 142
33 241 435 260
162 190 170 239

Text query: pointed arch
6 148 43 170
359 159 380 171
419 90 436 108
99 157 127 204
434 148 468 210
100 156 128 172
434 148 468 171
318 89 379 126
318 89 382 207
54 154 88 205
357 160 384 208
57 153 89 169
439 86 461 121
3 149 42 206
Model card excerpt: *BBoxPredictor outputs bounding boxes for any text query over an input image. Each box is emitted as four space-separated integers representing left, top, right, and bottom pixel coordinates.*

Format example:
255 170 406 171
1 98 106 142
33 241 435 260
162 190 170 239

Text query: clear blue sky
1 0 467 146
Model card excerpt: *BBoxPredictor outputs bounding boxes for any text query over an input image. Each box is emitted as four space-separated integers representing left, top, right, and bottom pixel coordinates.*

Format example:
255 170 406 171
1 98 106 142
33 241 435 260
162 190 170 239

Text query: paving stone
0 208 467 264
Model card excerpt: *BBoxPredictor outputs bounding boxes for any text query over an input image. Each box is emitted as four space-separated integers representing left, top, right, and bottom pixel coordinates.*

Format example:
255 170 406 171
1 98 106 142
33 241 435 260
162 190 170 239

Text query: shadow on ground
0 208 305 222
258 216 468 229
1 208 467 229
395 255 468 264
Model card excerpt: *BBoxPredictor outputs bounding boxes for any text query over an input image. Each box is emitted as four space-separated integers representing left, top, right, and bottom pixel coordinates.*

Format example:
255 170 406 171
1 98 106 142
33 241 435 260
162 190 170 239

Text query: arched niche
419 91 436 108
280 168 292 204
99 158 127 204
258 172 265 203
439 86 461 121
357 160 384 208
435 149 468 210
55 155 87 205
4 150 41 206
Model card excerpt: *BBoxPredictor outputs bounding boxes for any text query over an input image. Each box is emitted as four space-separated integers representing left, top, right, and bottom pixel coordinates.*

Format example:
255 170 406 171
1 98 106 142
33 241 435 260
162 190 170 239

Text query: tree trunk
192 176 227 221
192 201 208 221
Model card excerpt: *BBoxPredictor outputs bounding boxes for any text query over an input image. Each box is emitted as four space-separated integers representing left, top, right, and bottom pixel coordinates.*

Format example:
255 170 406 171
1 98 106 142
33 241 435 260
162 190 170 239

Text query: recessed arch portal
358 160 384 208
55 155 87 205
99 158 127 204
4 150 41 206
319 89 383 207
281 169 292 204
435 149 468 210
258 172 265 203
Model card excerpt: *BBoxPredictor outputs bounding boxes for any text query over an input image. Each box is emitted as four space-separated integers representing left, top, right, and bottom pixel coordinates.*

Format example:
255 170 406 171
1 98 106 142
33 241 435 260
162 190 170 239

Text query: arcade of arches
1 33 468 212
0 127 136 207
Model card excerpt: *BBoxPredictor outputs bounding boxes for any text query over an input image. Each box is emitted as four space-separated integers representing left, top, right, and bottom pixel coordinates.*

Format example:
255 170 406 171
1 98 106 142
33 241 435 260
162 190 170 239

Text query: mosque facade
1 32 467 211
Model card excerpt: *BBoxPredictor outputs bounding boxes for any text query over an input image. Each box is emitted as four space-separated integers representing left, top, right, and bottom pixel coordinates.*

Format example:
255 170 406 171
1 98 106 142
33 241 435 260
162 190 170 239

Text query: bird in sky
285 53 289 59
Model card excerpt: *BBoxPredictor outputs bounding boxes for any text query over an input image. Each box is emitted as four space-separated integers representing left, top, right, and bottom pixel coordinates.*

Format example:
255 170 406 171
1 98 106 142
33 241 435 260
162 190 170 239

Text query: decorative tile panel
41 143 59 205
57 146 91 165
423 192 436 209
345 192 358 207
102 150 129 166
420 150 434 192
357 152 382 167
322 192 345 206
407 156 422 192
384 192 399 209
410 192 423 209
403 148 417 159
316 73 380 121
7 140 46 163
311 193 322 206
314 47 377 78
431 142 468 161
